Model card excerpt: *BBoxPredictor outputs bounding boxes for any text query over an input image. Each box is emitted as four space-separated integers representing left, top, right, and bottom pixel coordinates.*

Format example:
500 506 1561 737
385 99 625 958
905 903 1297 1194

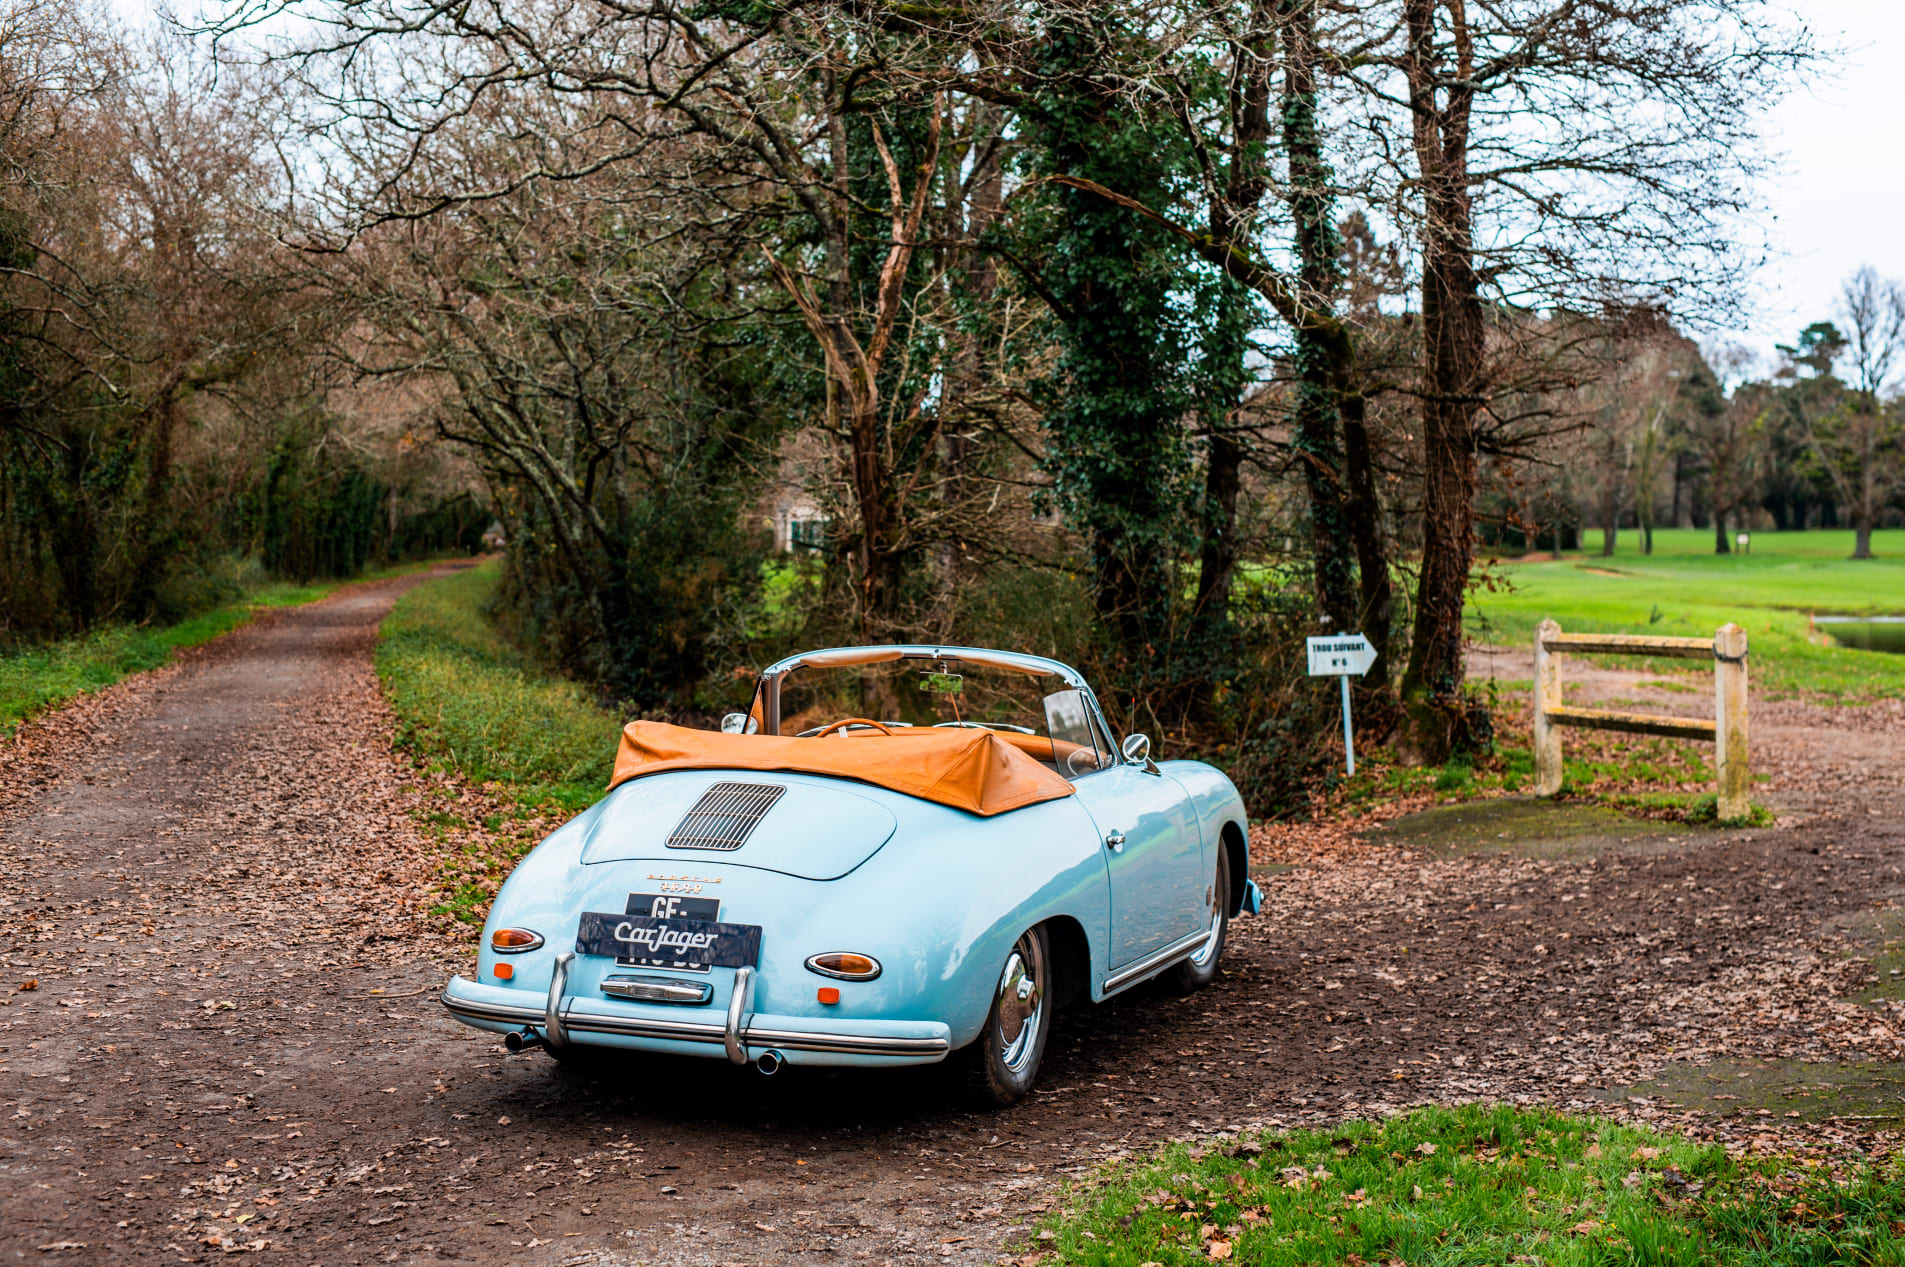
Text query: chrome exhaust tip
754 1049 785 1076
504 1029 546 1054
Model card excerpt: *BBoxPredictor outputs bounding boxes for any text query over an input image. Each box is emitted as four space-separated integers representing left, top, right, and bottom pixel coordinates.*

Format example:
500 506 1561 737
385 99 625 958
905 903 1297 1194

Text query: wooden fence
1533 619 1749 820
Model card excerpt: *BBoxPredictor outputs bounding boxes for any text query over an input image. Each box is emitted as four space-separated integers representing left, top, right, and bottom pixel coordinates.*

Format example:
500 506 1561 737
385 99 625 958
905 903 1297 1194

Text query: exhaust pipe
754 1049 785 1076
504 1029 546 1054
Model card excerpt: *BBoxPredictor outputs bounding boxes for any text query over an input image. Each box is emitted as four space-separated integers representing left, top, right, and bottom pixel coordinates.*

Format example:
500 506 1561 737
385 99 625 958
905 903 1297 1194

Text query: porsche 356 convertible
441 645 1259 1103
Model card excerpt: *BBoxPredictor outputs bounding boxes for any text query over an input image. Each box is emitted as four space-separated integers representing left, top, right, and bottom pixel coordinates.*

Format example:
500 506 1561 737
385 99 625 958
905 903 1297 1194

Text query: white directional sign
1306 634 1378 678
1307 633 1377 776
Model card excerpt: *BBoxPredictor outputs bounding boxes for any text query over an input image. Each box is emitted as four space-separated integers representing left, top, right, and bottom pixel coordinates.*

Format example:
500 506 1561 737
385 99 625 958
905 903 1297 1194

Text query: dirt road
3 578 1903 1265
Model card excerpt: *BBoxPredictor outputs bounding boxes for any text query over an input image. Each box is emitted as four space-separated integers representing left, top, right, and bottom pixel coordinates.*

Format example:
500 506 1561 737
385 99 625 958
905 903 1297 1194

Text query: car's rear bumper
441 974 954 1067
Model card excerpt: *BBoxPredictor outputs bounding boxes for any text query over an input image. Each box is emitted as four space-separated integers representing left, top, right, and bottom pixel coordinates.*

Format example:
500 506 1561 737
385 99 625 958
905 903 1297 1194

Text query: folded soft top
608 721 1076 816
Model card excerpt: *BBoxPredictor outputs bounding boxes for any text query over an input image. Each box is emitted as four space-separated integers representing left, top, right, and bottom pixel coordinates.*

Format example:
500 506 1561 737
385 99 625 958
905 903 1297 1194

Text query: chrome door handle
1104 832 1126 853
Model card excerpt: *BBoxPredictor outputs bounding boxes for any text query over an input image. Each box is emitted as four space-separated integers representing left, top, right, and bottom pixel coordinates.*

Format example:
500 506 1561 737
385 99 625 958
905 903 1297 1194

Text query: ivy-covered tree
1017 16 1199 699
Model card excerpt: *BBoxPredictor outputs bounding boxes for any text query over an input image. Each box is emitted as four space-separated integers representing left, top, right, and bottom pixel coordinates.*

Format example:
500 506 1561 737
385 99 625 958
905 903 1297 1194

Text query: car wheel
962 925 1052 1107
1165 855 1230 995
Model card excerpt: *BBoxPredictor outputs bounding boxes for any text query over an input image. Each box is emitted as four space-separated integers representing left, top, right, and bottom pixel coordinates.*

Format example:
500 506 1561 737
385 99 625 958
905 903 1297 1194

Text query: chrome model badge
646 872 722 895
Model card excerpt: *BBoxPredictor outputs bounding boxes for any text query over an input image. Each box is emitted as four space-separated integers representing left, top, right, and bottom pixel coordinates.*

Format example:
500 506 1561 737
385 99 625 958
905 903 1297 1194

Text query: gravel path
3 579 1902 1265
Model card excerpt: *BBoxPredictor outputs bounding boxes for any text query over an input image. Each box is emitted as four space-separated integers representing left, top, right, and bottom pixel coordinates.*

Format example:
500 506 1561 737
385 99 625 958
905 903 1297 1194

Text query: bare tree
1320 0 1817 752
1683 343 1768 553
211 1 1034 640
1805 267 1905 558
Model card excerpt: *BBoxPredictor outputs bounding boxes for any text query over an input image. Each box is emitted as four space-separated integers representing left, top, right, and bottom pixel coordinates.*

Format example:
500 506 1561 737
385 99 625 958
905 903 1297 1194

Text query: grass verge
0 563 431 737
374 559 624 925
375 559 619 808
1024 1104 1905 1266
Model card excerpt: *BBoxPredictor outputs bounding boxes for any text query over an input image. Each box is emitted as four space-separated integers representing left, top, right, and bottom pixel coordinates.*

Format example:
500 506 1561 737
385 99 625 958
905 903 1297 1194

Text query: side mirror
1121 733 1152 764
721 713 758 735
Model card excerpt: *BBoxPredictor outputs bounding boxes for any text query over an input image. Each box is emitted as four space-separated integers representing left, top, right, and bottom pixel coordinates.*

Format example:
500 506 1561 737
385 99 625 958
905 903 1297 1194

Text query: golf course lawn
1467 527 1905 700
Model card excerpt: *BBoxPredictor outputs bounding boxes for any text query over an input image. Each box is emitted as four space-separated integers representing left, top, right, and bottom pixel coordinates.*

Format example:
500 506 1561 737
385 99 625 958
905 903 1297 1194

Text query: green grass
375 559 620 810
0 569 422 737
1469 527 1905 701
1029 1104 1905 1266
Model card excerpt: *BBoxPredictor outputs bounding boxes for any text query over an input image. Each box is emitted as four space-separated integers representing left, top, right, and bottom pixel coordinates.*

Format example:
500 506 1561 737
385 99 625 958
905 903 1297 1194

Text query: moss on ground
1356 798 1691 859
1610 1057 1905 1130
1025 1103 1905 1265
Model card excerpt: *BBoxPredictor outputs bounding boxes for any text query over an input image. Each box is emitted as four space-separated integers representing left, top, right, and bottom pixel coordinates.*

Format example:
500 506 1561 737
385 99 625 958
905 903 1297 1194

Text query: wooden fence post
1714 622 1749 820
1534 618 1563 796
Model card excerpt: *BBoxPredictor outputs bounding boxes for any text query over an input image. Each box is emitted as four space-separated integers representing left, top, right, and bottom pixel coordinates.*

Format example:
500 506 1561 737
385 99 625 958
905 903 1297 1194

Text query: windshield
772 659 1114 776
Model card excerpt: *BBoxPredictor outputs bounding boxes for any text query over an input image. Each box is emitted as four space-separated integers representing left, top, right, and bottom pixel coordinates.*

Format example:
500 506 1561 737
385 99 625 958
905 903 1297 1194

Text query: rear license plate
617 893 720 970
575 911 761 972
625 892 719 922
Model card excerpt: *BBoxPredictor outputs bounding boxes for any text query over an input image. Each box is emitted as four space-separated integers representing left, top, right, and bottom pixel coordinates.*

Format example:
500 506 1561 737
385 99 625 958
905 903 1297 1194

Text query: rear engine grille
666 782 786 850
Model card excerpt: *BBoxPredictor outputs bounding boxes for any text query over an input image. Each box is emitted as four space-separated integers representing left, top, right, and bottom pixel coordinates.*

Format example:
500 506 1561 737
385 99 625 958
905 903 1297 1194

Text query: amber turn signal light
490 928 544 953
817 987 840 1005
804 952 881 981
494 963 514 980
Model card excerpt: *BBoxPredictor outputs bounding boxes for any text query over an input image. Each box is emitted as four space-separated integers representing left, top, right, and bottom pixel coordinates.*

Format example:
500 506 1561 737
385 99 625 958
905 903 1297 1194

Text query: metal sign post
1306 633 1378 776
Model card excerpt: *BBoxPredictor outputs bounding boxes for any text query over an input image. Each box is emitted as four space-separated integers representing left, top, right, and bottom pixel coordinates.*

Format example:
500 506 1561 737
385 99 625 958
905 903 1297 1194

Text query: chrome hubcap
995 934 1045 1075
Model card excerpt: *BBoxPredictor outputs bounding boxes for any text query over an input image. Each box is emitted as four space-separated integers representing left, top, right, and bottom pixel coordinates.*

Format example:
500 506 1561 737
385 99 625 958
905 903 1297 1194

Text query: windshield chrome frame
750 646 1117 749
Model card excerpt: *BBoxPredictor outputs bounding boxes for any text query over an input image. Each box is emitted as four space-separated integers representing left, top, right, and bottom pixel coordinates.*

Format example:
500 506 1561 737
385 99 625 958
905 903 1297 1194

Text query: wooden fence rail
1533 620 1749 820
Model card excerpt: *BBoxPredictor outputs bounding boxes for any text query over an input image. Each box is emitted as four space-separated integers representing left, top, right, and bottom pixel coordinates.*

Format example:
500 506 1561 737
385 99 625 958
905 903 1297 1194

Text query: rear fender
1158 759 1251 915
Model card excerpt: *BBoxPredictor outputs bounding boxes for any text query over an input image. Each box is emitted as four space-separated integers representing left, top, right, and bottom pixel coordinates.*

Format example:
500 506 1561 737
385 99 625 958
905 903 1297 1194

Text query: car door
1073 763 1206 968
1050 696 1207 970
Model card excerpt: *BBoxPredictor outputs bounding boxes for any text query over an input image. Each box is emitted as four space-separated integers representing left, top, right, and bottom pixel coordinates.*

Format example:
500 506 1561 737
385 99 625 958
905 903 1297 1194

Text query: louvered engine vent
665 782 787 850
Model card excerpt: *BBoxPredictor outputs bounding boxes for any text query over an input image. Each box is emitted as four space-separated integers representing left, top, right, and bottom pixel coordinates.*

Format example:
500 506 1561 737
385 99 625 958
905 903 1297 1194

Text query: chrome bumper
441 974 953 1063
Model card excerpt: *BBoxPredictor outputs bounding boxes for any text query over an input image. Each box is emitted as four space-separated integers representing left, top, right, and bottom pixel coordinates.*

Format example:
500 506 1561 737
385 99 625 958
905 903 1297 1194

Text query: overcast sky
1739 0 1905 361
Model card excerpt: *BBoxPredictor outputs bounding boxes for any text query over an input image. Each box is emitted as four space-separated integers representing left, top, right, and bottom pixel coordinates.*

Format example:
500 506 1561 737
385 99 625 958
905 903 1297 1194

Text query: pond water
1815 616 1905 655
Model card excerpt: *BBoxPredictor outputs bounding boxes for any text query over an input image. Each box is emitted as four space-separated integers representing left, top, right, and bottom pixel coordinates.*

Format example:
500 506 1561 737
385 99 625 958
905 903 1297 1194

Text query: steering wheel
808 717 895 738
1064 747 1101 776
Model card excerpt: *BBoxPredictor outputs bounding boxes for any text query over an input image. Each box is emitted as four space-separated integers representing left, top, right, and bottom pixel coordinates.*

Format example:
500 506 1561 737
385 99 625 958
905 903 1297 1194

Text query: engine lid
578 772 898 881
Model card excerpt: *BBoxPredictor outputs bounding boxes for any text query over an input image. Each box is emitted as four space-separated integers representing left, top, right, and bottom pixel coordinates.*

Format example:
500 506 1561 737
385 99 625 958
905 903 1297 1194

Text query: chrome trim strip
741 1027 950 1055
1103 928 1211 993
601 974 714 1005
724 965 754 1065
545 953 574 1050
759 645 1087 688
562 1010 726 1043
441 978 950 1058
443 992 543 1027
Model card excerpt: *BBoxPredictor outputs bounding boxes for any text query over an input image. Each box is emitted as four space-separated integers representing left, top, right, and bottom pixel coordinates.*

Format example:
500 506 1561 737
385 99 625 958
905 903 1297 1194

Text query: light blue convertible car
441 645 1260 1103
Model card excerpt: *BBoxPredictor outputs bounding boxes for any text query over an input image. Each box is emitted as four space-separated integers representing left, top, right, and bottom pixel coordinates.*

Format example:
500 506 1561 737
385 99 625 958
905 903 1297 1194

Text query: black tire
960 925 1053 1107
1164 854 1230 995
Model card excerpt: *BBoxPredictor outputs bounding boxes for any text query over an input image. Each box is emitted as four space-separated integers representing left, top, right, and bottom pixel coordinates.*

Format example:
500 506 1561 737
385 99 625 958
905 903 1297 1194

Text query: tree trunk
1853 458 1876 558
1294 383 1357 632
1714 512 1730 554
1600 492 1617 556
1340 389 1393 689
1397 0 1485 758
1282 0 1362 640
1194 431 1243 630
1191 1 1274 649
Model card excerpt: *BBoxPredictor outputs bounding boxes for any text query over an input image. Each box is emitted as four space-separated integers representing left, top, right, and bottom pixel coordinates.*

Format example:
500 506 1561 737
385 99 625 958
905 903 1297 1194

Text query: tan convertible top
608 721 1076 817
